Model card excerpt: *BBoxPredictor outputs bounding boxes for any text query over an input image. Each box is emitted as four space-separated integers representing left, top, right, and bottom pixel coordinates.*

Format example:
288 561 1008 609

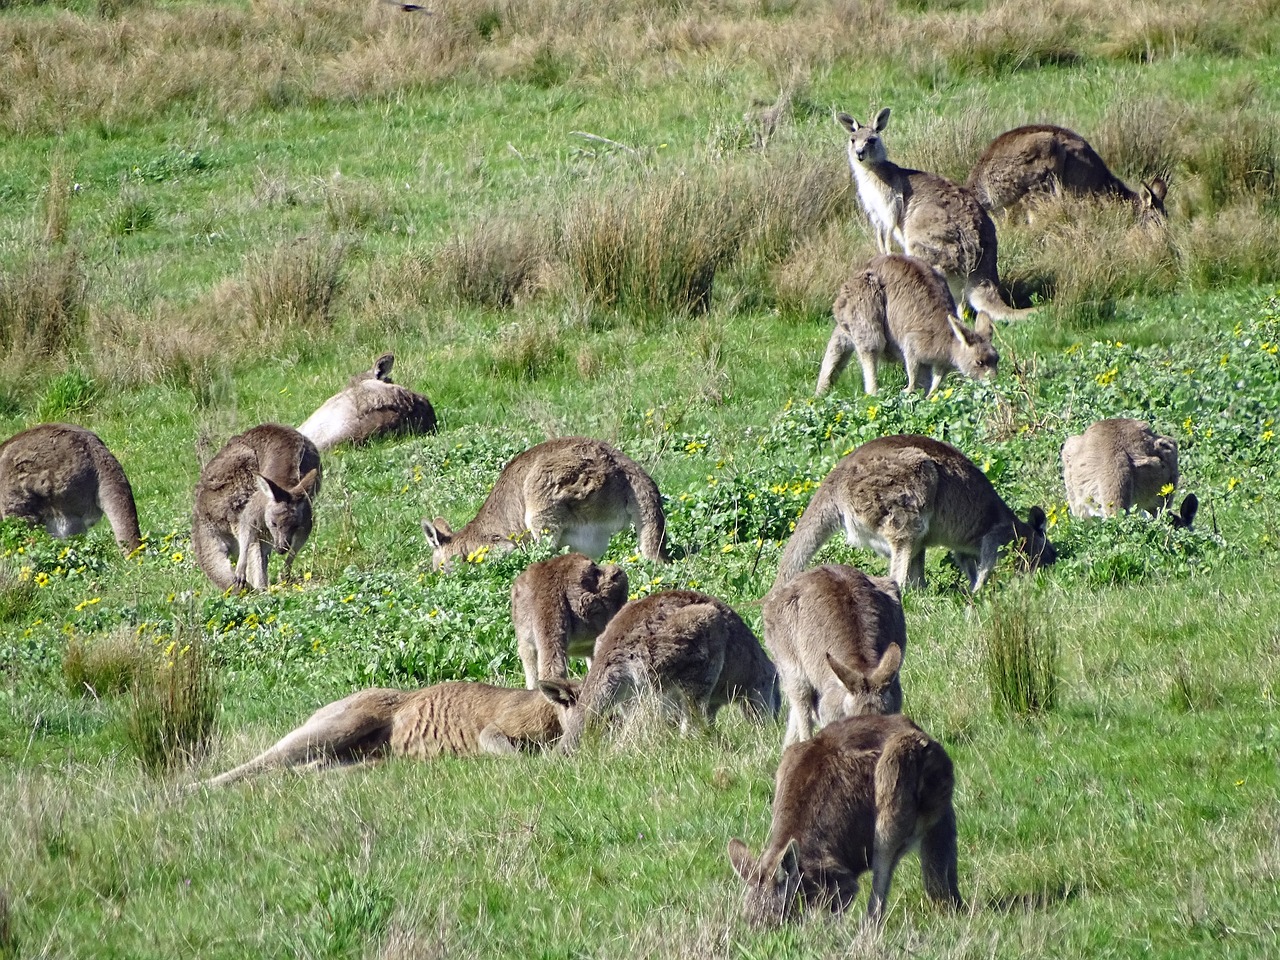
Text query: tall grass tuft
90 301 231 403
240 235 348 334
0 249 88 365
0 886 13 960
982 588 1059 719
124 630 220 775
430 218 552 309
35 369 97 422
43 151 73 246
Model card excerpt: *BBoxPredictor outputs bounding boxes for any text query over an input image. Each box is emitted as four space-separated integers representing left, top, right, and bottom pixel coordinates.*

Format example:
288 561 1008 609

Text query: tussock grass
429 218 552 309
124 631 220 775
981 587 1059 719
89 301 231 403
34 369 97 421
0 248 87 369
238 235 349 336
63 626 144 698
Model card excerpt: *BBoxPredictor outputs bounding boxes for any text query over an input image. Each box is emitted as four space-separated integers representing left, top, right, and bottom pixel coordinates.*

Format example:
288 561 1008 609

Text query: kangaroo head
537 678 582 733
1011 505 1057 571
946 312 999 380
825 645 903 718
727 837 803 926
255 470 317 555
1139 178 1169 221
422 517 515 571
836 107 891 165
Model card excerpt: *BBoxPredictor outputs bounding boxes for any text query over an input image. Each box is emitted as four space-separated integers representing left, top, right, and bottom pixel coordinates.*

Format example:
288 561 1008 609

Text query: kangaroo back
1062 418 1179 518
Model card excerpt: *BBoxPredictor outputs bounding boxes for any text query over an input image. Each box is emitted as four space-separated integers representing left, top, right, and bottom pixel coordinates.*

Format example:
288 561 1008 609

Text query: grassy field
1 0 1278 956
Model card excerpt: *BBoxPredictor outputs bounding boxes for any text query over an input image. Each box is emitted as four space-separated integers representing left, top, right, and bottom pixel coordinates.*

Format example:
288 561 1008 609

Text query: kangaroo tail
620 456 671 564
773 485 841 590
92 444 142 553
190 515 238 592
967 280 1037 321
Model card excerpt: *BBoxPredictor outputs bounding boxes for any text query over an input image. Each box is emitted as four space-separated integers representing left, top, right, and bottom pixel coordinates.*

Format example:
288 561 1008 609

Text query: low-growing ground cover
1 0 1278 957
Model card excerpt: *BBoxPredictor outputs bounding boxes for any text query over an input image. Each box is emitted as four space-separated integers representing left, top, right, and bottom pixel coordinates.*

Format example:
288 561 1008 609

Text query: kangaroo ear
946 313 975 346
728 839 757 882
421 516 452 546
826 652 866 695
256 474 289 502
1148 177 1168 203
1027 505 1048 533
871 643 903 687
1175 493 1199 530
538 679 579 708
293 468 320 499
873 106 891 132
974 311 994 339
372 353 395 381
836 111 857 133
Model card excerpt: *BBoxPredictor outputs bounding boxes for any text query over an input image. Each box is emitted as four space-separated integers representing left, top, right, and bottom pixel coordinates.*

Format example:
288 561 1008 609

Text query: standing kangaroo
775 434 1055 592
511 553 630 688
0 424 142 554
764 565 906 747
422 437 670 570
556 589 779 753
967 124 1168 222
817 253 998 396
1061 418 1196 525
201 679 581 787
191 424 321 592
297 352 437 451
837 108 1033 321
727 713 963 925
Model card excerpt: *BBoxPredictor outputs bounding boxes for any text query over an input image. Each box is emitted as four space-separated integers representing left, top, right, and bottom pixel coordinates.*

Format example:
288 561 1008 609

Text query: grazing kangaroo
0 423 142 554
557 589 779 753
837 108 1032 321
967 124 1168 222
817 253 998 396
201 679 581 787
511 553 630 688
191 424 321 592
727 713 963 925
1061 418 1196 525
775 434 1055 592
422 437 670 570
764 565 906 747
297 352 437 451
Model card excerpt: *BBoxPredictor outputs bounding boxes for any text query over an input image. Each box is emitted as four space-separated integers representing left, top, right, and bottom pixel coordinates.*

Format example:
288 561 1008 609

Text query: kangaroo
201 679 580 787
422 437 670 570
511 553 630 688
837 108 1033 321
727 713 963 925
764 565 906 747
967 124 1168 222
1061 418 1196 526
556 589 779 753
0 423 142 554
775 434 1055 592
817 253 998 396
191 424 321 592
297 352 437 452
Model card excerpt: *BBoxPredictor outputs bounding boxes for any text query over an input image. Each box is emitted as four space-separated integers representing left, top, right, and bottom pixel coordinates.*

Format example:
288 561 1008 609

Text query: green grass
1 0 1279 956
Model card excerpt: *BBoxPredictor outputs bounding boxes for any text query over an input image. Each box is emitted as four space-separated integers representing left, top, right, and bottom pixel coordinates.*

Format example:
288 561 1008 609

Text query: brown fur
1061 418 1193 524
422 436 670 569
967 124 1168 223
728 713 962 925
763 565 906 747
297 352 437 451
511 553 630 688
818 253 998 396
191 424 321 592
0 423 142 553
837 108 1033 321
201 679 581 787
557 589 779 753
775 434 1055 592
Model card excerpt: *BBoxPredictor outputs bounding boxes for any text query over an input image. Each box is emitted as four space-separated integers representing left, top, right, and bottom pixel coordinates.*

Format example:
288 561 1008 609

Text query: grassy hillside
0 0 1278 957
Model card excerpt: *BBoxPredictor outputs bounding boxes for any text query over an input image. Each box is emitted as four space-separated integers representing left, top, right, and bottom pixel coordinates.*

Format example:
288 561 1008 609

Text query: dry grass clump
429 218 553 309
0 248 88 367
123 630 220 775
769 220 874 322
731 153 851 264
1178 109 1280 211
89 300 230 403
1176 202 1280 289
238 235 349 335
63 626 145 698
485 320 569 382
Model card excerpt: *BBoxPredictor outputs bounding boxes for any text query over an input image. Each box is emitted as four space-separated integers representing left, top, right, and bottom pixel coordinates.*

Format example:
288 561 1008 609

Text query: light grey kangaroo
423 437 670 570
191 424 321 592
818 253 998 396
728 713 963 925
775 434 1055 592
764 564 907 747
0 423 142 554
967 124 1168 222
1061 418 1196 526
297 352 437 451
837 108 1034 320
